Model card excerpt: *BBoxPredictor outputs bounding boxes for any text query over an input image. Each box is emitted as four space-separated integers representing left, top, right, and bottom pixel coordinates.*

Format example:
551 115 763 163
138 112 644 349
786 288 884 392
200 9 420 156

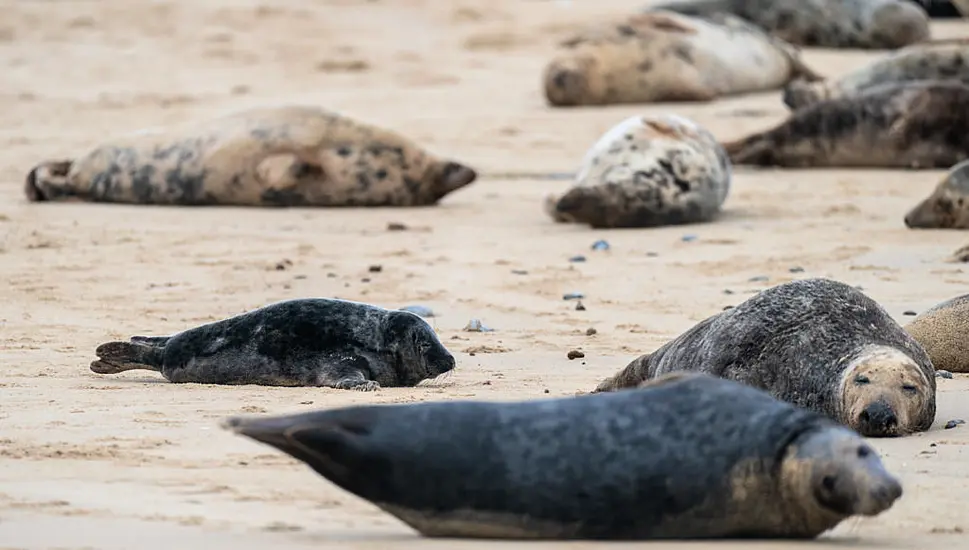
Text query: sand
1 0 968 547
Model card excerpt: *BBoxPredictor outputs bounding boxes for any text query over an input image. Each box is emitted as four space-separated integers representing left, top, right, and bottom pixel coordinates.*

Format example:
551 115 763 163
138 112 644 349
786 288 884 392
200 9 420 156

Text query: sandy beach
1 0 968 548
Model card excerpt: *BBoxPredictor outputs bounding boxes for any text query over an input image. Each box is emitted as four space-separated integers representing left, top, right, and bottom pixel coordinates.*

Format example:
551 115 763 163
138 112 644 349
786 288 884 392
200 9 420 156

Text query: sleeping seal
594 278 936 438
544 114 731 228
223 372 903 540
904 158 969 229
90 298 455 391
905 294 969 373
25 105 477 207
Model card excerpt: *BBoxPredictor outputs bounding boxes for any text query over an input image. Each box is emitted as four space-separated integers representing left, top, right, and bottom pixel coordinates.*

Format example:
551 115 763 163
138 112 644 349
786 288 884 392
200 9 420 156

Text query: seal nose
875 476 903 504
858 401 898 436
903 213 914 228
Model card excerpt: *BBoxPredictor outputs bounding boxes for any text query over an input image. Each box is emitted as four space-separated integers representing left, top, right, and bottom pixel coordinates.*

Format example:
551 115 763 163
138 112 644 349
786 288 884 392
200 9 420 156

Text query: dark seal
722 80 969 169
90 298 456 391
595 278 936 438
905 294 969 373
223 372 903 540
904 158 969 228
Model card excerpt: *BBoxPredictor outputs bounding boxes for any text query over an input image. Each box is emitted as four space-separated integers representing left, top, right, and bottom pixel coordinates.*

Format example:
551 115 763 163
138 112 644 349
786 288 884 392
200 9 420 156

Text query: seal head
905 293 969 373
383 311 456 385
904 159 969 228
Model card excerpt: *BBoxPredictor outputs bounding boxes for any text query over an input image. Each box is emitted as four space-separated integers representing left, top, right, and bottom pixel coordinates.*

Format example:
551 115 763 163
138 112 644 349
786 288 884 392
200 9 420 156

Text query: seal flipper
317 355 381 392
430 161 477 202
25 160 77 202
90 341 164 374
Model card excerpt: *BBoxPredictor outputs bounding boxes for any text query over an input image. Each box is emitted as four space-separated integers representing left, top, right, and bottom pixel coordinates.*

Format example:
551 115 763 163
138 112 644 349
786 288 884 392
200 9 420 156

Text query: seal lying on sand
90 298 455 391
904 159 969 229
784 39 969 110
645 0 930 49
594 278 936 438
223 372 903 540
723 80 969 168
544 114 731 228
905 294 969 373
543 11 821 107
25 106 477 207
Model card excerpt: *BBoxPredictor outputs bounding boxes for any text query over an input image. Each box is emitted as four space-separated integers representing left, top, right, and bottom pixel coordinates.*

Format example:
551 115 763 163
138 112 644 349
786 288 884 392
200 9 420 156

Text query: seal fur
90 298 455 391
594 278 936 438
904 294 969 373
223 372 903 540
904 158 969 228
25 105 477 207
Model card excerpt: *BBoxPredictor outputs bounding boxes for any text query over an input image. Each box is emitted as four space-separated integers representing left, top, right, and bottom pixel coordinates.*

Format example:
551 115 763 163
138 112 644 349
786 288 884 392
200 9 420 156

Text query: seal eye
857 446 871 459
854 375 870 385
901 384 918 395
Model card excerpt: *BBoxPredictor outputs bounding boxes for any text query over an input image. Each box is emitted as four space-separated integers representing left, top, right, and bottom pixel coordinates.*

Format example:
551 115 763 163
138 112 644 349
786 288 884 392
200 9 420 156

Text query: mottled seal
595 278 936 438
646 0 930 49
784 39 969 110
723 80 969 168
90 298 455 391
25 105 477 207
223 372 903 540
904 158 969 228
543 11 822 107
904 294 969 373
544 114 731 228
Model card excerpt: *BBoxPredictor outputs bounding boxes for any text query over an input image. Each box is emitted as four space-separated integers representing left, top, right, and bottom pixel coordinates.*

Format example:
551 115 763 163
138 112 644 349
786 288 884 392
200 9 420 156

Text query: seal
594 278 936 438
645 0 930 49
906 0 969 18
722 80 969 168
544 114 731 228
89 298 456 391
904 294 969 373
222 372 903 540
903 158 969 228
783 39 969 110
24 105 477 207
543 11 822 107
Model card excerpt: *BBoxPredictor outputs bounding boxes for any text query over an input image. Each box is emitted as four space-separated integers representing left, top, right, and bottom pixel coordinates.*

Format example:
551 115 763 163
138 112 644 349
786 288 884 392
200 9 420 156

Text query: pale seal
904 294 969 373
646 0 930 49
904 158 969 228
223 372 903 540
722 80 969 168
543 11 822 107
594 278 936 438
544 114 731 228
90 298 455 391
784 39 969 110
25 105 477 207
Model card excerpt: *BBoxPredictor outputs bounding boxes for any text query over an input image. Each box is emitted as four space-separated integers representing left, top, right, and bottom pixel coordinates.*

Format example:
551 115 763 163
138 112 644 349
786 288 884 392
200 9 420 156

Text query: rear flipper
25 160 80 202
90 341 164 375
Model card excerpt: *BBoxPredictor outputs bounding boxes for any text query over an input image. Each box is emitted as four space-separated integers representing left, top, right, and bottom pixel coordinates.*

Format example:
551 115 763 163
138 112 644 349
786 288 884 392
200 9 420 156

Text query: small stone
482 380 491 385
299 401 314 405
563 292 585 301
575 301 586 311
723 305 734 310
361 278 371 283
326 273 337 278
748 275 769 282
569 255 587 263
936 370 953 379
463 319 494 332
586 327 597 336
511 269 528 275
789 266 805 273
944 419 965 429
681 234 697 242
903 310 917 316
591 239 610 251
544 389 550 394
646 252 659 257
274 259 293 271
387 222 408 231
368 265 383 273
723 289 734 295
567 350 585 360
400 305 435 318
294 274 307 280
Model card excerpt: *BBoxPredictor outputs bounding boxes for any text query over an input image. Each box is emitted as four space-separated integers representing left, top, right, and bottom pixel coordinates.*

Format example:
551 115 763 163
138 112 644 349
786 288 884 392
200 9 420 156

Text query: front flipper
316 355 381 392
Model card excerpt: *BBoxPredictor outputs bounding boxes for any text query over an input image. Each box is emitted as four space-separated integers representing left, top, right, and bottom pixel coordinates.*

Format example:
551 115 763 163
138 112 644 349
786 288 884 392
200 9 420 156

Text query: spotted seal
904 294 969 373
723 80 969 168
646 0 930 49
544 114 731 228
25 105 477 207
90 298 455 391
223 372 903 540
594 278 936 438
784 39 969 110
904 158 969 229
543 11 821 107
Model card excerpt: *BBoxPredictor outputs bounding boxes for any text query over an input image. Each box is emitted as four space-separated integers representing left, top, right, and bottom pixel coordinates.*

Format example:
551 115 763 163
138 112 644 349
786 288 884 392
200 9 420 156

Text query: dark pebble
903 310 917 316
569 255 587 263
327 273 337 278
368 265 383 273
723 305 734 310
723 289 734 295
575 301 586 311
937 370 953 379
591 240 610 251
681 234 697 242
511 269 528 275
361 278 371 283
945 419 965 429
294 275 307 280
646 252 659 257
586 327 597 336
748 275 769 282
563 292 585 301
387 222 408 231
543 389 550 394
789 266 804 273
567 350 585 360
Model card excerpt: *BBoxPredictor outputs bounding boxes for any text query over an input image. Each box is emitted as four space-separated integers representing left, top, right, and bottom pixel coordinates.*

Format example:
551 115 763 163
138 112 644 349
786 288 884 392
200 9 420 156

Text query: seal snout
857 400 898 437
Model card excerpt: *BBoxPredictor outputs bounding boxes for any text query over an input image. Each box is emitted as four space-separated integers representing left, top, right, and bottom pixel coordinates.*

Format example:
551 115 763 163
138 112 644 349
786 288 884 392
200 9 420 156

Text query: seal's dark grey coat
91 298 455 390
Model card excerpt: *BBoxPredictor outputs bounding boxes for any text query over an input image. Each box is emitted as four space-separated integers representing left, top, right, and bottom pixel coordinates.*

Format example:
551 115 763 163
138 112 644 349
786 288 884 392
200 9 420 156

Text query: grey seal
90 298 455 391
223 372 903 540
595 278 936 438
905 294 969 373
904 158 969 228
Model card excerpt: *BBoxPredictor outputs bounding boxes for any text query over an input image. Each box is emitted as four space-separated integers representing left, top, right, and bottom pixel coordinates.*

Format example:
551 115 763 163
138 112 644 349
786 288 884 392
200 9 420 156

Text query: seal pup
90 298 455 391
784 39 969 110
722 80 969 168
594 278 936 438
223 372 903 540
645 0 930 49
25 105 477 207
543 11 822 107
904 294 969 373
544 114 731 228
904 158 969 228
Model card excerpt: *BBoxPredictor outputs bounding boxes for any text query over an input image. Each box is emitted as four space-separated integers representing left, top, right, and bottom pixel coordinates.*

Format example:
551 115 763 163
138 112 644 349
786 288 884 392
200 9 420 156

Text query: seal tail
90 340 165 374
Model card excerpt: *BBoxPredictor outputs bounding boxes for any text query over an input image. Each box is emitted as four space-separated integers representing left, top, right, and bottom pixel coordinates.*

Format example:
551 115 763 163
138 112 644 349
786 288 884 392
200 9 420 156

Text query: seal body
905 294 969 373
545 114 731 228
24 106 477 207
594 279 936 438
543 11 821 107
646 0 930 49
723 81 969 168
784 40 969 110
904 158 969 228
223 373 903 540
90 298 456 391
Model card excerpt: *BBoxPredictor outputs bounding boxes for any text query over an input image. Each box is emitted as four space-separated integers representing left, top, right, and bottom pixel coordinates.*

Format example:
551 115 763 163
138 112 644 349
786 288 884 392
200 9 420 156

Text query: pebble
723 305 734 310
646 252 659 257
575 301 586 311
463 319 494 332
945 419 965 429
567 350 585 360
586 327 597 335
723 289 734 295
569 255 587 263
748 275 769 283
903 310 917 316
368 264 383 273
387 222 408 231
511 269 529 275
789 266 804 273
591 239 610 251
937 370 953 379
681 234 697 242
400 305 435 318
563 292 585 301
